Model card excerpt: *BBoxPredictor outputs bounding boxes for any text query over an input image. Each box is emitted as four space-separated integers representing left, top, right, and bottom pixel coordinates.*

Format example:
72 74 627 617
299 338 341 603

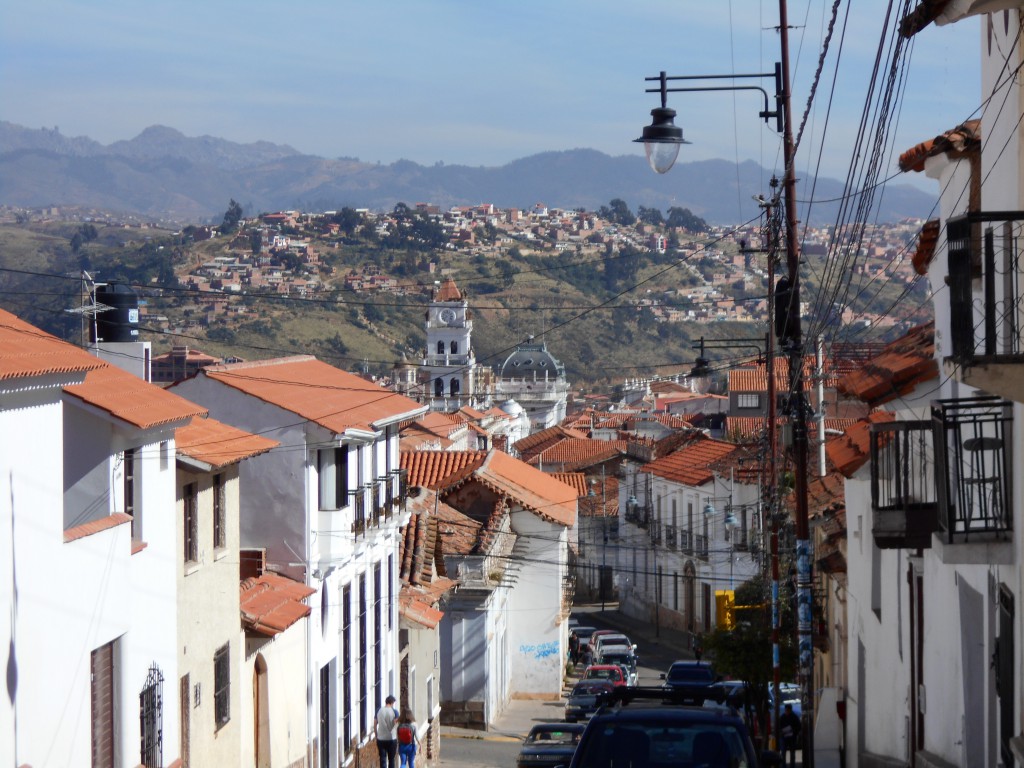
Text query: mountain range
0 121 937 226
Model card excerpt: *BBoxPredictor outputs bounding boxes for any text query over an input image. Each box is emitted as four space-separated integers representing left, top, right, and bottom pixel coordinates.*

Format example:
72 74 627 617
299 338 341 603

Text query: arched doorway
253 654 270 768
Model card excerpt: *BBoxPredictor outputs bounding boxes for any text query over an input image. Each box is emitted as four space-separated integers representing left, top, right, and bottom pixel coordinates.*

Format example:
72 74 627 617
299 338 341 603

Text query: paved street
437 603 803 767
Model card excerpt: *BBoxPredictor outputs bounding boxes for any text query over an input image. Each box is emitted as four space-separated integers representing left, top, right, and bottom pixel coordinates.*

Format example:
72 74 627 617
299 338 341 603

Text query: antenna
64 270 111 346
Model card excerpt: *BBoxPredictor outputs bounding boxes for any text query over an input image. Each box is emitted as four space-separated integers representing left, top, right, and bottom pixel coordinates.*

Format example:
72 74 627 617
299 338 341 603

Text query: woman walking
397 709 420 768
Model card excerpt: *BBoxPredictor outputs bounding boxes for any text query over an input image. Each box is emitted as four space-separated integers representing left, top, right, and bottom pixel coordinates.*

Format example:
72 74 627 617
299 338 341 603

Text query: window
213 473 226 549
318 447 348 511
214 643 230 727
342 584 352 753
184 483 198 563
123 448 139 540
91 641 116 768
434 378 443 396
450 340 458 354
450 378 460 396
374 563 383 714
737 393 760 409
359 573 368 735
437 340 444 354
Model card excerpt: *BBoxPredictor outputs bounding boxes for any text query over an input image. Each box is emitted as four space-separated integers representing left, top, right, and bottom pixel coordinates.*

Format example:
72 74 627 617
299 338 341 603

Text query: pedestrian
397 708 420 768
376 695 400 768
779 703 802 768
693 633 703 663
569 631 580 665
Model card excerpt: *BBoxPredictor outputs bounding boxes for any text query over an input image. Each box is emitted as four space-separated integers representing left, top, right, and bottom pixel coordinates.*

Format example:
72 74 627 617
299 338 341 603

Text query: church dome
499 340 566 379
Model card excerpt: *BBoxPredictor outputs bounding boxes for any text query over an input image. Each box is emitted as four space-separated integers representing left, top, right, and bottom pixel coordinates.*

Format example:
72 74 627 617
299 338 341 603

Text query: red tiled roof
435 278 462 301
0 309 104 382
837 322 936 407
898 119 980 172
513 424 591 455
176 416 278 468
474 450 577 527
825 411 895 477
552 472 588 497
912 219 940 276
240 572 315 637
66 363 206 429
191 356 426 434
64 512 132 543
458 405 487 421
436 503 485 556
729 357 834 392
642 437 739 486
527 439 626 470
401 450 487 489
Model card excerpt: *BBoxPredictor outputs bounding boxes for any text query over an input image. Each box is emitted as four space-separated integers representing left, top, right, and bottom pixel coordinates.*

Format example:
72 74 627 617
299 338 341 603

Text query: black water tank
92 282 139 342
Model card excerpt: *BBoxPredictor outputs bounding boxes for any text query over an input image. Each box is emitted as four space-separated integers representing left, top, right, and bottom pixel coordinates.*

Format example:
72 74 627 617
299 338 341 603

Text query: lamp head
634 106 690 174
724 509 739 529
703 501 715 517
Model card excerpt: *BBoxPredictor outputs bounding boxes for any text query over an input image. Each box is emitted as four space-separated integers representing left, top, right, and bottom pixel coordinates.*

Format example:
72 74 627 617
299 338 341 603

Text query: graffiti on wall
519 641 559 659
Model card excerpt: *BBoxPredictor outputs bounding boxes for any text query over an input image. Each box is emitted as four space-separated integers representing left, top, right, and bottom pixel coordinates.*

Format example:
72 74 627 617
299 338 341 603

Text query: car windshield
573 681 613 696
668 665 715 683
526 728 581 746
602 653 635 668
573 722 751 767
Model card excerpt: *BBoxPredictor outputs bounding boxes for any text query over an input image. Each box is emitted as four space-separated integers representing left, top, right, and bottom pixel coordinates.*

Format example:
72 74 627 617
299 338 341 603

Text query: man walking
779 703 802 768
376 695 400 768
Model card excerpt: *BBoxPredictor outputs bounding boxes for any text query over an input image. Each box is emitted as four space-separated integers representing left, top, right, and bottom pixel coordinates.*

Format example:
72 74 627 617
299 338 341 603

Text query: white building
619 436 761 642
0 308 204 768
496 339 570 433
838 5 1024 764
171 356 427 768
422 278 491 412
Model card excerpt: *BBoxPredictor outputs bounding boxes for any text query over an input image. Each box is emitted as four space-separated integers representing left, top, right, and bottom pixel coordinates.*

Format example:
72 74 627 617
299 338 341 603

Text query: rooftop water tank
92 282 139 343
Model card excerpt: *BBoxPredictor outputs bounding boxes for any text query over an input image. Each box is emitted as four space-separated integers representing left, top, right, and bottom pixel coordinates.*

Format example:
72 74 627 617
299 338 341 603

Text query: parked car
591 632 634 660
660 660 719 704
516 722 585 768
597 649 638 686
564 680 615 722
582 664 627 686
566 687 781 768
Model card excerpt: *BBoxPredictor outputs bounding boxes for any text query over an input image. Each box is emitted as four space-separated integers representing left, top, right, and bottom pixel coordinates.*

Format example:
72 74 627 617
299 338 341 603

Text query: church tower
424 278 478 411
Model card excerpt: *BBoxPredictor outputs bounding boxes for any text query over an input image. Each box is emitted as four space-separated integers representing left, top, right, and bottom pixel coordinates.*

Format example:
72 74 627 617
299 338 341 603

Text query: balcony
680 529 693 555
695 533 709 560
946 212 1024 401
665 524 677 550
650 522 662 546
351 488 368 535
869 420 939 549
933 396 1013 561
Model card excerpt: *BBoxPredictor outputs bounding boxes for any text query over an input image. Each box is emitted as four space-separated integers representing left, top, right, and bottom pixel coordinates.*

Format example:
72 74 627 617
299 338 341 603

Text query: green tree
667 206 709 232
221 199 244 234
333 207 362 235
637 206 664 226
599 198 636 226
705 574 797 742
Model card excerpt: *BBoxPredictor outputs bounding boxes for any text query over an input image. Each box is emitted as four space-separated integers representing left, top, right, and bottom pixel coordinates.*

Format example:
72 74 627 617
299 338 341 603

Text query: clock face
439 308 457 324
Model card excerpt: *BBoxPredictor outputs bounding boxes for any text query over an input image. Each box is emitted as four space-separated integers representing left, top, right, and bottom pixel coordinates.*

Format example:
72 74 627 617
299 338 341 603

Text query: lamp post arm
644 65 784 132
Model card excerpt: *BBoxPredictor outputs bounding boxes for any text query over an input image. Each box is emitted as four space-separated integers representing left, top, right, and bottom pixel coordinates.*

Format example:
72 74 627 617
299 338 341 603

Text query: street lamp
634 67 782 174
687 335 770 396
636 3 813 759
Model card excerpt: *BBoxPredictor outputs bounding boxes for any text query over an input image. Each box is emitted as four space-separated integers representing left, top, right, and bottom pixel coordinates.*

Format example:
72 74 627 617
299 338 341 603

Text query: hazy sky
2 1 979 186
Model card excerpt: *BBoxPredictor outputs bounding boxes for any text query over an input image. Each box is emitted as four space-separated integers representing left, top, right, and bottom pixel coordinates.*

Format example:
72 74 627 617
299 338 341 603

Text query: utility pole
777 1 815 764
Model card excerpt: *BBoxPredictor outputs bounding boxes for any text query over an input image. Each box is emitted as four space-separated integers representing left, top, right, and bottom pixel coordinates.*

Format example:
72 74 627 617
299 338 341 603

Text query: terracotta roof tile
436 504 486 556
191 356 426 434
401 450 487 489
435 278 463 301
240 572 315 637
552 472 589 497
527 439 626 470
513 425 591 456
642 436 739 486
399 589 446 629
837 322 936 407
66 363 206 429
475 450 577 527
825 411 895 477
898 119 980 172
176 416 278 468
64 512 132 543
0 309 104 382
912 219 940 276
728 357 833 392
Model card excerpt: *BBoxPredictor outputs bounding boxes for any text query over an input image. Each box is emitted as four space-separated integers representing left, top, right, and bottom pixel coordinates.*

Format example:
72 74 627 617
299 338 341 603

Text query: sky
2 1 980 189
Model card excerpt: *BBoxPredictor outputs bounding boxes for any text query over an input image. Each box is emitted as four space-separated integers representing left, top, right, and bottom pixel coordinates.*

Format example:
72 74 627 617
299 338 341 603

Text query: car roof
591 704 747 726
530 722 585 733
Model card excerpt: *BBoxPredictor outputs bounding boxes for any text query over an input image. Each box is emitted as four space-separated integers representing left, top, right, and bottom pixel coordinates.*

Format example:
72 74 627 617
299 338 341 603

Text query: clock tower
423 278 481 411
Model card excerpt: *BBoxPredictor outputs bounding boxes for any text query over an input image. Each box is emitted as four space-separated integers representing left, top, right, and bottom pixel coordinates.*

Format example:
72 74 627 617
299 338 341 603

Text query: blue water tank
93 282 139 342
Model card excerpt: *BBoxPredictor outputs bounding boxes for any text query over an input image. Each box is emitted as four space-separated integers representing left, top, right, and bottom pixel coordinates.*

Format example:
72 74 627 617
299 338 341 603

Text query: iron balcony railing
680 529 693 555
869 420 939 549
665 524 677 549
351 486 370 535
947 212 1024 365
933 396 1013 542
695 533 709 560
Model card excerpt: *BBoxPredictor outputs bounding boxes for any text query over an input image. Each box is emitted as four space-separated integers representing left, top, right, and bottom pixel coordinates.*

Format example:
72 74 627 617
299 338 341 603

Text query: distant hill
0 122 937 225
